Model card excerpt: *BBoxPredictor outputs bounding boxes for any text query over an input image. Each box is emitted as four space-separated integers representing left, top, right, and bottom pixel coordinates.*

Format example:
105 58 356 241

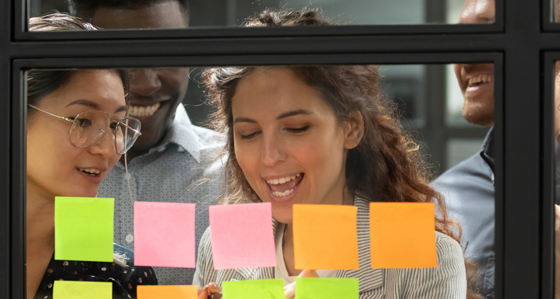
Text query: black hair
67 0 189 25
27 13 130 118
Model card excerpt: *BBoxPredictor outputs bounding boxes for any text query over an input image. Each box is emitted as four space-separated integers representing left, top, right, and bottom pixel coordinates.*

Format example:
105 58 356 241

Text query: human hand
197 282 222 299
284 270 319 299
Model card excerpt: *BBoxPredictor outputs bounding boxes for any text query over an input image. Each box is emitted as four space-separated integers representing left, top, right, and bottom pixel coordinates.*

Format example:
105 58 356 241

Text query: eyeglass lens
69 111 141 155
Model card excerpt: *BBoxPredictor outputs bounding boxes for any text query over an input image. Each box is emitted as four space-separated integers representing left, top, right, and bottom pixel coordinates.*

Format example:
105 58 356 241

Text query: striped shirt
193 196 467 298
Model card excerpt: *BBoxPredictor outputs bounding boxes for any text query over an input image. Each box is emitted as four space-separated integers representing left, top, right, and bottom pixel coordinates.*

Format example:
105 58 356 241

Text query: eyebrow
234 109 312 124
66 99 128 114
277 109 311 120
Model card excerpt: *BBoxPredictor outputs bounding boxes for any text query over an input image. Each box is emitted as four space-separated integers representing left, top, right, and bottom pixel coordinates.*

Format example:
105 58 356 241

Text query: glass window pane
24 61 495 297
28 0 496 29
446 138 485 168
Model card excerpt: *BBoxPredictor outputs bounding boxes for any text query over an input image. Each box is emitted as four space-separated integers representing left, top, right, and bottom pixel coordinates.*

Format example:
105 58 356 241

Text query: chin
462 103 494 126
270 205 293 224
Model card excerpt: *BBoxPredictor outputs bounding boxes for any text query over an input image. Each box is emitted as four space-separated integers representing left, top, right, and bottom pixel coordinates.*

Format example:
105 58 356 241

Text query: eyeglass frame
28 104 142 154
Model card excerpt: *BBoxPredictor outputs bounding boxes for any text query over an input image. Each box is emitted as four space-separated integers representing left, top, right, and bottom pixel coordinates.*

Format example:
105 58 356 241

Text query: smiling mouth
468 75 492 87
266 173 303 197
128 102 161 117
78 168 101 177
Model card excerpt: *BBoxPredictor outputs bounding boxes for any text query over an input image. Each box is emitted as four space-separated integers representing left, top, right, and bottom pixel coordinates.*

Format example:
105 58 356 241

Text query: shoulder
434 231 463 261
434 152 487 185
382 232 466 298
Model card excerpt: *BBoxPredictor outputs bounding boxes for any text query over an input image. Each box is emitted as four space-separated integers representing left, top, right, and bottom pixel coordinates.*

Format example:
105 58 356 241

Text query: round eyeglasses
28 104 142 155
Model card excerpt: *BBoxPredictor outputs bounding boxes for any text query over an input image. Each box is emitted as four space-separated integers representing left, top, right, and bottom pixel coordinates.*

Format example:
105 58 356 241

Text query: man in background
434 0 560 298
432 0 496 297
68 0 225 285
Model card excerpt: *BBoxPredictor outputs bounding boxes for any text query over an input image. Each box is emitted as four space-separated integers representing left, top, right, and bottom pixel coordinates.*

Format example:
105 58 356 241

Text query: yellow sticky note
369 202 437 268
137 285 198 299
293 204 359 270
53 281 111 299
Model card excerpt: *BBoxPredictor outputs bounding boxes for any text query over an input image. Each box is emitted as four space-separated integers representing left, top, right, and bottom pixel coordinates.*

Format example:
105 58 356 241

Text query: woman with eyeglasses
26 13 155 299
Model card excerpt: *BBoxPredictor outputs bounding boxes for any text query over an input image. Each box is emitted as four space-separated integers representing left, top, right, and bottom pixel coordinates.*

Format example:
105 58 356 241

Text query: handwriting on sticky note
293 204 359 270
134 202 196 268
54 197 114 262
53 281 112 299
209 203 276 269
369 202 437 268
296 277 359 299
137 285 198 299
222 279 284 299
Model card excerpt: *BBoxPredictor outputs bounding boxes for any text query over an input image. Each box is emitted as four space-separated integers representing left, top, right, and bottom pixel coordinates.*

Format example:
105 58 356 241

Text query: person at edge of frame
433 0 560 298
67 0 226 285
26 13 157 299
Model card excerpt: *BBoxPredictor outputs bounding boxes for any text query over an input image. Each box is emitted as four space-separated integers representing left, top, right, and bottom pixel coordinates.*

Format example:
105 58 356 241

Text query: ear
343 111 364 150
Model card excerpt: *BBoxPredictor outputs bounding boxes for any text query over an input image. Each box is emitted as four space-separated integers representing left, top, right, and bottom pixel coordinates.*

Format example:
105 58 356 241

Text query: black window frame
2 0 557 298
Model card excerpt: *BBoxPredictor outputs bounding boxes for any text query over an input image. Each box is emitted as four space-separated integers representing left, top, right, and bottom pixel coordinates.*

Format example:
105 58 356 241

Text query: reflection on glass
380 65 426 128
29 0 496 29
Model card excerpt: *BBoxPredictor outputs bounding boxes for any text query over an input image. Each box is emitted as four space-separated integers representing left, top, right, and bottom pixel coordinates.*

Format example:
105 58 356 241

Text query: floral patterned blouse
34 244 158 299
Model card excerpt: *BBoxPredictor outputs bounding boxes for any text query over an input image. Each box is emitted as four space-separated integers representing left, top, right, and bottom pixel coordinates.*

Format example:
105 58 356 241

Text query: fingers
198 286 209 299
197 283 222 299
207 282 223 299
298 269 319 278
284 282 296 299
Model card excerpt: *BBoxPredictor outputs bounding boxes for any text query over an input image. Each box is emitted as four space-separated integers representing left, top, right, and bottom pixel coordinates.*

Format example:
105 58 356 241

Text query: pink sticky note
134 202 196 268
209 203 276 269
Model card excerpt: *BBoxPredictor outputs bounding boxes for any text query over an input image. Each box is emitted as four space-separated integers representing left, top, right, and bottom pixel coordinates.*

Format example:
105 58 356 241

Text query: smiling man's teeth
267 173 300 185
468 75 492 86
273 189 294 197
128 102 161 117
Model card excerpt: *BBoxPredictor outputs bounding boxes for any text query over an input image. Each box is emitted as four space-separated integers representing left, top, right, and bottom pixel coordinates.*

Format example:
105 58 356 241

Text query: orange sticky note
369 202 437 268
137 285 198 299
293 204 359 270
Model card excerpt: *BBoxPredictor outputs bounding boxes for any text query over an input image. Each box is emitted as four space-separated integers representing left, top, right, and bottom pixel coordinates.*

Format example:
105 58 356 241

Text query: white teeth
80 168 100 175
128 102 161 117
468 75 492 86
272 189 294 197
266 174 301 185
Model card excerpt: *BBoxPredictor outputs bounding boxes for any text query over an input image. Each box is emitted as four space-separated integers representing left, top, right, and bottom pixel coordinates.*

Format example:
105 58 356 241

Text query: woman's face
27 70 127 199
232 68 359 224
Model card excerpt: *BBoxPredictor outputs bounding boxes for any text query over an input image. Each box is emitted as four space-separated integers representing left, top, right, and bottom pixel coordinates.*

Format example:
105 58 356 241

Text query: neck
26 182 55 249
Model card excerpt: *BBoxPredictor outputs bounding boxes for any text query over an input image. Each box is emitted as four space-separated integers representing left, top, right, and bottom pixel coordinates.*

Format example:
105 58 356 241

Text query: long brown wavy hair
203 8 479 299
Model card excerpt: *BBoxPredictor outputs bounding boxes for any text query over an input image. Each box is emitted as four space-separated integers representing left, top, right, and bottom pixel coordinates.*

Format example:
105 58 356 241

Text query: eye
239 131 260 140
109 121 119 131
75 117 93 128
286 126 309 133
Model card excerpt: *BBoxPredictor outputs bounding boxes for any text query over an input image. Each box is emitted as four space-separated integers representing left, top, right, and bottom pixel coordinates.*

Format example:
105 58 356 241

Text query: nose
261 133 286 167
130 68 161 97
88 129 118 158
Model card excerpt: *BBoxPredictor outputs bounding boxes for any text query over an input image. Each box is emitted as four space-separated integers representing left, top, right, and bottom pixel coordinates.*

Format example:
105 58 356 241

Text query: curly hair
204 8 480 298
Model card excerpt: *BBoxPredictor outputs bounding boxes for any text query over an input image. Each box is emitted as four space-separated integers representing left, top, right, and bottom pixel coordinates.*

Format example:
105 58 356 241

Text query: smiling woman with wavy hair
193 8 478 299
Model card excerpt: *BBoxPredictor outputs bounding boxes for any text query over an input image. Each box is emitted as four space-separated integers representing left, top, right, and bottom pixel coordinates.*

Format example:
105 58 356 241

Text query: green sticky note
53 281 112 299
55 197 114 262
295 277 359 299
222 279 284 299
